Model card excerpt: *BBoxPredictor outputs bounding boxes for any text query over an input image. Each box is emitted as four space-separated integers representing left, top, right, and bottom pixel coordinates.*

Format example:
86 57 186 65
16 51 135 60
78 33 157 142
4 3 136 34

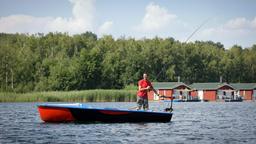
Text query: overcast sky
0 0 256 48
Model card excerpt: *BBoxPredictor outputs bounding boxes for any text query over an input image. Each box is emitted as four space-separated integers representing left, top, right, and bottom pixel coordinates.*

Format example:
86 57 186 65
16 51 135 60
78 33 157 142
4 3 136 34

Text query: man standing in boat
137 73 160 110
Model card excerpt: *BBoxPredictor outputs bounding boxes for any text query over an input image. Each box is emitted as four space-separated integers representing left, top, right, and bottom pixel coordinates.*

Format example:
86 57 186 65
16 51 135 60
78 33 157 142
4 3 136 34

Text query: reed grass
0 89 137 102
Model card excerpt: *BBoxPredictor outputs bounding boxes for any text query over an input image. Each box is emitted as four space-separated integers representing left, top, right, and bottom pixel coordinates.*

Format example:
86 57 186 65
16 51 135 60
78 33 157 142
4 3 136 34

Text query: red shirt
137 79 152 98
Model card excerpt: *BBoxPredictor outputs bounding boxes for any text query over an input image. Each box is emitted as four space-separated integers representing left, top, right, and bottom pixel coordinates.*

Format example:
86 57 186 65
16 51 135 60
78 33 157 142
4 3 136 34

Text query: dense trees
0 32 255 92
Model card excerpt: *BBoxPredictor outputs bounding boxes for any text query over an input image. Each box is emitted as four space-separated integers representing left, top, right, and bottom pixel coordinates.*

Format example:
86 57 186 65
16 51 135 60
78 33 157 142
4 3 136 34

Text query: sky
0 0 256 48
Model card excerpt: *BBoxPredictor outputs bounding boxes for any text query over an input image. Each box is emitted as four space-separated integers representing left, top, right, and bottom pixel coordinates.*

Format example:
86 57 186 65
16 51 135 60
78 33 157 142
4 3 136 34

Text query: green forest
1 32 256 92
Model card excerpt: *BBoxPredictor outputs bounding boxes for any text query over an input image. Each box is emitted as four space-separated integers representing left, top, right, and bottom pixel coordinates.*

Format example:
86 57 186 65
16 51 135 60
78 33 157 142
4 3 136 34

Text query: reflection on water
0 102 256 144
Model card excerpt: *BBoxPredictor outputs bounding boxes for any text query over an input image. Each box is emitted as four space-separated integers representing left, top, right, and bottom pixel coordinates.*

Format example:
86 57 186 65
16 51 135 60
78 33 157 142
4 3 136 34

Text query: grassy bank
0 89 137 102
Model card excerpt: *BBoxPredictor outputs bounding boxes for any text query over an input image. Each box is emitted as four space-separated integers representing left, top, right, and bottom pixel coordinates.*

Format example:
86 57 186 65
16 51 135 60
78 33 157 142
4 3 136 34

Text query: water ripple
0 102 256 144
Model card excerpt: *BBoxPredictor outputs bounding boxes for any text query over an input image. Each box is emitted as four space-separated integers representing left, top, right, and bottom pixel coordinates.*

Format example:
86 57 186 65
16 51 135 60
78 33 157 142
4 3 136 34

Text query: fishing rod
155 17 211 81
155 18 211 112
185 17 211 43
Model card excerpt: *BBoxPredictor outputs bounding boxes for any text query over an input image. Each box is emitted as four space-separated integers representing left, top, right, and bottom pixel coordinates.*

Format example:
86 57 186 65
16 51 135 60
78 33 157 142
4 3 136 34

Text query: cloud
201 17 256 36
224 17 252 30
98 21 113 35
251 17 256 29
134 2 177 32
194 17 256 48
0 0 97 34
0 15 52 33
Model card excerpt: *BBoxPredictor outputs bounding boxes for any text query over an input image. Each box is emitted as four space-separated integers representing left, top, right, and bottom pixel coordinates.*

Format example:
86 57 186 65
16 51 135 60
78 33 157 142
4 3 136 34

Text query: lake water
0 102 256 144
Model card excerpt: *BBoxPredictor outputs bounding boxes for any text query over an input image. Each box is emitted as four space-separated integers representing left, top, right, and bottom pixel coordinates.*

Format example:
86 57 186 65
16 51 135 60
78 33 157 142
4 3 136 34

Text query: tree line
0 32 256 92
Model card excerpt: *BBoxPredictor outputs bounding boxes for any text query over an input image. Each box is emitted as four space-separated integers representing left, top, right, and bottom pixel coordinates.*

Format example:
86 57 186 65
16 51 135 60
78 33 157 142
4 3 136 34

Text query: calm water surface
0 102 256 144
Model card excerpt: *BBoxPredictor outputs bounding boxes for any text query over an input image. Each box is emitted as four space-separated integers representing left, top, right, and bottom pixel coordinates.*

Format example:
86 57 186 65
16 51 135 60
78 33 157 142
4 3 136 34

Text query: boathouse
148 82 192 101
230 83 256 101
190 83 236 101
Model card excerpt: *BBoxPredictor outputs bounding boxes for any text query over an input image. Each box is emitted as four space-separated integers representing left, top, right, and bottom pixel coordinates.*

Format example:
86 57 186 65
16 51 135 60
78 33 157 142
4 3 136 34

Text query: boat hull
38 104 172 123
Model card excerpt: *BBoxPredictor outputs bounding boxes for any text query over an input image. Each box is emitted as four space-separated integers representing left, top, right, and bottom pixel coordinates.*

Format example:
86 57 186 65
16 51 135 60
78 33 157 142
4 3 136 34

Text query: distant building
148 82 256 101
190 83 236 101
230 83 256 101
148 82 192 101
